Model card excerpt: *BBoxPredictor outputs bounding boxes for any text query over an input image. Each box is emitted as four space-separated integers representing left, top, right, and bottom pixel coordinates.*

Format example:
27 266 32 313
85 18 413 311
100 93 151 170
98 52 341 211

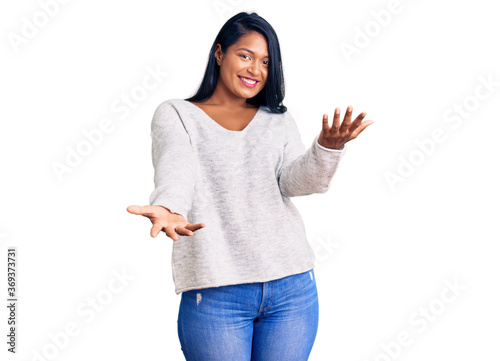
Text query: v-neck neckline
182 99 262 134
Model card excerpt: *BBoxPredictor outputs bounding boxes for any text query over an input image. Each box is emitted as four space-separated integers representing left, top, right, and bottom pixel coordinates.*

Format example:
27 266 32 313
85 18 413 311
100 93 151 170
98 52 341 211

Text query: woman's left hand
317 105 374 150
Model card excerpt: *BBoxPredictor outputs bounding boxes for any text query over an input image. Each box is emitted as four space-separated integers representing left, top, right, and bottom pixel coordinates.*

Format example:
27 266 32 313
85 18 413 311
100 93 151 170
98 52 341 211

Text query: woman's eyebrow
236 47 269 58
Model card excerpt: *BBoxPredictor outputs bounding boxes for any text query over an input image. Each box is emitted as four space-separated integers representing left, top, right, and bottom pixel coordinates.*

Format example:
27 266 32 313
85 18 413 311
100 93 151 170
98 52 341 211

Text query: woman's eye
240 54 268 66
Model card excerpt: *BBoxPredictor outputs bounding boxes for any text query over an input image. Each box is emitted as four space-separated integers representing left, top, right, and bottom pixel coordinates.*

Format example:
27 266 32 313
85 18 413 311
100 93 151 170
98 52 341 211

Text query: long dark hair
184 11 287 113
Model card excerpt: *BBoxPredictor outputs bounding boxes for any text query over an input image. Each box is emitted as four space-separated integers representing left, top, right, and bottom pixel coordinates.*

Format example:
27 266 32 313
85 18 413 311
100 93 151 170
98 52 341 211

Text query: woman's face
216 31 269 101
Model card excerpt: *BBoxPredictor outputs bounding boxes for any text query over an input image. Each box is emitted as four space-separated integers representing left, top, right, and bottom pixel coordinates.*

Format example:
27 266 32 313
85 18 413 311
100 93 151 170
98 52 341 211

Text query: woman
127 11 373 360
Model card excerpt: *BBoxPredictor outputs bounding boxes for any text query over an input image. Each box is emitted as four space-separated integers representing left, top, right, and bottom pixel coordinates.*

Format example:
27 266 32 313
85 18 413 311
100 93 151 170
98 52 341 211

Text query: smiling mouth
238 76 258 85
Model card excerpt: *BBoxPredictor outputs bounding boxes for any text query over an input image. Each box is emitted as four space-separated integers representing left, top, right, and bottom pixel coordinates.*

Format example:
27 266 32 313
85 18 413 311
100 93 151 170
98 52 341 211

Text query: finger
339 105 353 133
174 226 194 237
127 205 142 214
165 226 179 241
185 223 206 232
332 107 341 132
150 222 163 238
127 205 156 217
350 120 374 139
347 112 367 133
322 114 330 132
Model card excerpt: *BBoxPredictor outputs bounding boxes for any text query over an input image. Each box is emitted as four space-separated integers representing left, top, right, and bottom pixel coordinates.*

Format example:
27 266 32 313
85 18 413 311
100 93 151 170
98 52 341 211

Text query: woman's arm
277 111 346 197
149 101 198 220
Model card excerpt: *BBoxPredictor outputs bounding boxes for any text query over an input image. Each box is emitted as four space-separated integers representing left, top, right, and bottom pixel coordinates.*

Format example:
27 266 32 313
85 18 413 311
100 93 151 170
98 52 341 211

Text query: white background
1 0 499 360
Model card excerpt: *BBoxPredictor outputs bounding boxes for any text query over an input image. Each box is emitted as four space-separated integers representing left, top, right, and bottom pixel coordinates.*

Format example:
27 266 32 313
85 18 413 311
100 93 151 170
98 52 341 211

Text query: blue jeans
177 269 319 360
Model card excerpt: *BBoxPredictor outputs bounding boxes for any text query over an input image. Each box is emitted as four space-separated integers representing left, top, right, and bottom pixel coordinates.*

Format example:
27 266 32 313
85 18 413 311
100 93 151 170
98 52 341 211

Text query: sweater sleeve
148 101 198 220
277 110 347 197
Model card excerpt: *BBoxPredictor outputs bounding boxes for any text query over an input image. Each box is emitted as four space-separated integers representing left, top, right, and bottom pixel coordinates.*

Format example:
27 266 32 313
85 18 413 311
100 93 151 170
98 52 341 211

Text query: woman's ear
215 44 223 64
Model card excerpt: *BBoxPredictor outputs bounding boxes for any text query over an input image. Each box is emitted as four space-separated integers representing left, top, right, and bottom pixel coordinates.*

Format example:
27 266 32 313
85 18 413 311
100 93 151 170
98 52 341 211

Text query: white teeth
240 76 256 84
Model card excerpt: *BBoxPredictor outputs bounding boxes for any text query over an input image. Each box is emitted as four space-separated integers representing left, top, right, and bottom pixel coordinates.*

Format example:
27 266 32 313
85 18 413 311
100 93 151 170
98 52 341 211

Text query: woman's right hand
126 205 205 241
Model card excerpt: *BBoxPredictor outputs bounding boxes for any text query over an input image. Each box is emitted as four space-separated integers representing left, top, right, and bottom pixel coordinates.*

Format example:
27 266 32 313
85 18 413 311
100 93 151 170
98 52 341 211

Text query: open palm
318 105 374 150
126 205 205 241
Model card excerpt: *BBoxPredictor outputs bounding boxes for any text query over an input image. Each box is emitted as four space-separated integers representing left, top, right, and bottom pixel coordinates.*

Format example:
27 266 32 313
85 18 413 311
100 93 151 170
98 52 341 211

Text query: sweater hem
174 265 316 295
